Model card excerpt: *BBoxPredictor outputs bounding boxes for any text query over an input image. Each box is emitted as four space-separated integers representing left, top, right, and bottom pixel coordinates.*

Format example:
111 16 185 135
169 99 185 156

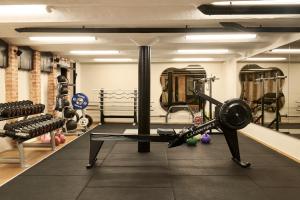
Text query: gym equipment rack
0 102 62 168
94 89 138 125
56 78 79 136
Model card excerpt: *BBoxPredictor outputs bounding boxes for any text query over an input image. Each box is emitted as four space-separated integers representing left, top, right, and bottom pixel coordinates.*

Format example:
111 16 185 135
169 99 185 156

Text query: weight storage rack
56 79 80 136
0 102 62 168
95 89 138 125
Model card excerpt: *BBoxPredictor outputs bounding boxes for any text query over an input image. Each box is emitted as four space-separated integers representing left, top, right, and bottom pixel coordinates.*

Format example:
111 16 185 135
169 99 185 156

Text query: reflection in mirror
239 64 286 130
160 65 206 113
240 64 285 111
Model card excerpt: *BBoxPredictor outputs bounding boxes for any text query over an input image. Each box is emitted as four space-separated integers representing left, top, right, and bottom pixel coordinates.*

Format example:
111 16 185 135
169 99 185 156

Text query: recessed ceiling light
94 58 133 62
70 50 120 55
177 49 229 54
270 49 300 54
0 5 48 16
212 1 300 6
29 36 96 43
245 57 286 61
172 58 215 62
186 34 256 41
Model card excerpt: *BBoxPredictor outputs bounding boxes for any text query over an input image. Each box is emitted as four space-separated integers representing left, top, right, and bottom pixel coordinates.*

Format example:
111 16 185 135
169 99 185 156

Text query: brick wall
5 46 18 102
30 51 41 103
47 63 57 115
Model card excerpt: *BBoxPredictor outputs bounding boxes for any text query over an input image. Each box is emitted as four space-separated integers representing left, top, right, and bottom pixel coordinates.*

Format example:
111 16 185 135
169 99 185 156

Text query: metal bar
199 5 300 15
167 71 173 108
15 27 234 33
208 78 213 134
260 75 265 126
16 26 300 33
100 89 104 124
50 131 56 151
103 115 135 118
133 89 138 125
197 92 222 106
275 73 280 131
256 76 287 81
93 89 136 91
91 133 174 142
73 62 77 95
138 46 151 152
17 142 26 168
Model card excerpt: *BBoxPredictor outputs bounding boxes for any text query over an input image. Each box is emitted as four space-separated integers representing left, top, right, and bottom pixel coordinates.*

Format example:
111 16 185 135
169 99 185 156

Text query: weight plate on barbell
219 98 252 130
79 117 89 127
72 93 89 110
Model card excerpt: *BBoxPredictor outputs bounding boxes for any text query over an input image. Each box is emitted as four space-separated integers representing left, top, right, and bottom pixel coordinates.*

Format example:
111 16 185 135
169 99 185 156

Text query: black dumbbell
59 86 69 95
57 75 68 83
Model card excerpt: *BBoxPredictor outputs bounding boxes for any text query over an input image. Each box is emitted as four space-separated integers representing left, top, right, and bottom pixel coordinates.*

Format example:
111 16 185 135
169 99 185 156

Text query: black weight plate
219 98 252 130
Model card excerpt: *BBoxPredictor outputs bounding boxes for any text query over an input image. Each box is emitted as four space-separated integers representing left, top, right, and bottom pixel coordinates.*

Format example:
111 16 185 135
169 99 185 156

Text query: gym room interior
0 0 299 200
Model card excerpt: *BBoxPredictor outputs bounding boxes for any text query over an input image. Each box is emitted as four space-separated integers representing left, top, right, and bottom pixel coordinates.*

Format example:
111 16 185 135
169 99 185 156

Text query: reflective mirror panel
239 64 286 114
160 65 206 112
239 40 300 139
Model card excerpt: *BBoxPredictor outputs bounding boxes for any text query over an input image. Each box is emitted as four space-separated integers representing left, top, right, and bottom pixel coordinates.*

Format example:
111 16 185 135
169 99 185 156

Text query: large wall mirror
239 64 286 114
160 65 206 112
239 40 300 139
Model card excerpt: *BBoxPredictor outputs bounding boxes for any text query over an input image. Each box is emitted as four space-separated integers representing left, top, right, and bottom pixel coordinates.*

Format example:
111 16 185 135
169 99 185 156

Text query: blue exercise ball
201 133 211 144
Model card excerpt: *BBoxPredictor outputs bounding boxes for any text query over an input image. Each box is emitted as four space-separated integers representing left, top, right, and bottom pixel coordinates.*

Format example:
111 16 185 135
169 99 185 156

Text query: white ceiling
0 0 300 63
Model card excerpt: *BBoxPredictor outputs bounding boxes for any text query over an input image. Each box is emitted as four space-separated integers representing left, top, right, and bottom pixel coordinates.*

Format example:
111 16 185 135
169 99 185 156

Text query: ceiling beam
15 25 300 33
198 4 300 15
220 22 300 32
15 27 233 33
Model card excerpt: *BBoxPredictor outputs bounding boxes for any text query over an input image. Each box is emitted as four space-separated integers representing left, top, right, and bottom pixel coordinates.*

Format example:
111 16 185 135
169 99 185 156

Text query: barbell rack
96 89 138 125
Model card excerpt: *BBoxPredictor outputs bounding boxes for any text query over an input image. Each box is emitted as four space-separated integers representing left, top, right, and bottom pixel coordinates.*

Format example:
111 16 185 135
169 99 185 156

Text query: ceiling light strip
172 58 215 62
186 34 256 41
177 49 229 54
271 49 300 54
245 57 286 61
93 58 133 62
29 36 96 43
70 50 119 55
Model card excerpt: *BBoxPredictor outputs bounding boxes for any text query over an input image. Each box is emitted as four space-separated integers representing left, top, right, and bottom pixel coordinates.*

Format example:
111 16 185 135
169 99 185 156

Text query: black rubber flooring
0 123 299 200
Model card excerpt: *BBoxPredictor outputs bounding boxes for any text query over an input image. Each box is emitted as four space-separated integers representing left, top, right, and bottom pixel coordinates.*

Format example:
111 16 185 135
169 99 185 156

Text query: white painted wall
41 73 48 111
18 70 30 101
223 59 239 99
78 62 228 123
75 62 82 93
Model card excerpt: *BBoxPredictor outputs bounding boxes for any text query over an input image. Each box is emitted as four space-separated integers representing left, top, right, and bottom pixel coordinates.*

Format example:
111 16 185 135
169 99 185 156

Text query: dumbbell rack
0 109 56 168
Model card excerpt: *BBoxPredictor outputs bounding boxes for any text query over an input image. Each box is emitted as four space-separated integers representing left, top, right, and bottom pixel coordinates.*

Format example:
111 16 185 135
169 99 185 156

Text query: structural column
47 63 58 116
5 46 19 102
138 46 151 153
30 51 41 104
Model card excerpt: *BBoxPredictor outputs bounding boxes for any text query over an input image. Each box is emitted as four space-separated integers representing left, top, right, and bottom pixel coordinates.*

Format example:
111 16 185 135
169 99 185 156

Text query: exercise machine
87 92 252 169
